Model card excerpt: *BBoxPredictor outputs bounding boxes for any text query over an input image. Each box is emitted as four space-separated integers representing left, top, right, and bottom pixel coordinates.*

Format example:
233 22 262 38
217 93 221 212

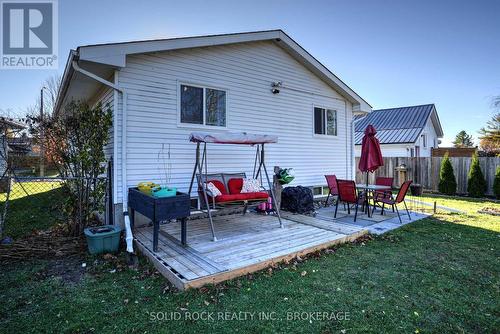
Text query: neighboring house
354 104 443 158
0 117 26 178
6 136 32 156
54 30 372 223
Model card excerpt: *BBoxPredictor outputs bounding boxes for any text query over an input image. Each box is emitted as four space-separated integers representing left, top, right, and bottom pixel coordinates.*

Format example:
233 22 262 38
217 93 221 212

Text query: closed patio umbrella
358 124 384 185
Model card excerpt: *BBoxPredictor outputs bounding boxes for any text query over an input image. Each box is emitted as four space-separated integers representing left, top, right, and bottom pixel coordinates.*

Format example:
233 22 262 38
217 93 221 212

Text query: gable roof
0 117 26 131
55 30 371 114
354 104 443 145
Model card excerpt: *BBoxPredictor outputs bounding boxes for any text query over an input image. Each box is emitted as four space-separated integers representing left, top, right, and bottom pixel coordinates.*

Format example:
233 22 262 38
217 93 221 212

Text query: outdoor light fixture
271 81 282 94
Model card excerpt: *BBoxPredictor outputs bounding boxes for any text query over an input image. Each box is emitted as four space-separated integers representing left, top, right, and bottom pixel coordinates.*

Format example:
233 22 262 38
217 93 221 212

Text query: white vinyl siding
114 41 353 202
90 86 114 161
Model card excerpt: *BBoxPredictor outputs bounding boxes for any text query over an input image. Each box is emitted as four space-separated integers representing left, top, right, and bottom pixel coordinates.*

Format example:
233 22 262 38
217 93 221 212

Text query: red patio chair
334 179 366 222
374 177 394 209
374 180 412 223
375 177 393 197
324 175 339 207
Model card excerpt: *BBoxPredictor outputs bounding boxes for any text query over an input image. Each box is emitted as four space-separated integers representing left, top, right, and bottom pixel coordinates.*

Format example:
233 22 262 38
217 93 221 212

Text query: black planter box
410 184 423 196
128 188 190 251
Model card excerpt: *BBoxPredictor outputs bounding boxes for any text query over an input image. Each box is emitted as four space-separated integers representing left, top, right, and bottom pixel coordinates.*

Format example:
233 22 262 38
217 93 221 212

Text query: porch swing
187 132 283 241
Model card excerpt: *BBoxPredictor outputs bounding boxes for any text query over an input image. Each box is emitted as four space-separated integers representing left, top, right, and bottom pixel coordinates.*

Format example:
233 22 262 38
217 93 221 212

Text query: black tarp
281 186 314 214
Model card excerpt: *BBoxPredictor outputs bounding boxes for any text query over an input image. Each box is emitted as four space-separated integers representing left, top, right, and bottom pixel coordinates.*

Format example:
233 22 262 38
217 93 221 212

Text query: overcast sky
1 0 499 146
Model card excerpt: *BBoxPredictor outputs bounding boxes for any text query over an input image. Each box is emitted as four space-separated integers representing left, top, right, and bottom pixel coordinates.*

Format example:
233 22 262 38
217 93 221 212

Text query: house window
314 107 337 136
180 84 226 127
421 134 427 148
312 186 323 196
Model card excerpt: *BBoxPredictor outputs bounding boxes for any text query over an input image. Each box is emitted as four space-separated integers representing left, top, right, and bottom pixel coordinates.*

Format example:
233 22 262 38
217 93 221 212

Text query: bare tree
492 96 500 112
24 74 61 119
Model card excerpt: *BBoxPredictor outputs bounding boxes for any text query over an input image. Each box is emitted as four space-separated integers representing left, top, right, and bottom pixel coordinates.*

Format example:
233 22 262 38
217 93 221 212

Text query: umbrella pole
366 172 369 186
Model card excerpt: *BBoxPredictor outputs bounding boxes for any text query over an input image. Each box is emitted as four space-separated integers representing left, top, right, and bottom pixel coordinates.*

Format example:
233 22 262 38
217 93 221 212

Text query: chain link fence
0 176 111 239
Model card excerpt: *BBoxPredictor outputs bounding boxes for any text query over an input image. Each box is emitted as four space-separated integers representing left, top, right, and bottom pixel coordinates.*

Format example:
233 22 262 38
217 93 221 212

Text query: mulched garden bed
478 207 500 216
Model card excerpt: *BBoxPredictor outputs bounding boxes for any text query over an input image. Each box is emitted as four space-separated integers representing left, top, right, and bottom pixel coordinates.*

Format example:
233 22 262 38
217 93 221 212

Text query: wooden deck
134 212 367 290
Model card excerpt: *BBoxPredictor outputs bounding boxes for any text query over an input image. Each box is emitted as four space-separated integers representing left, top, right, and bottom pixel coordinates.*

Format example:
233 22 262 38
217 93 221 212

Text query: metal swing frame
188 141 283 242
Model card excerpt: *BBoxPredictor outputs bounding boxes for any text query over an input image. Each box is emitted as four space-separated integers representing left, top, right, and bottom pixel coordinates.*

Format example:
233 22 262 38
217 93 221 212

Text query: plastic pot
84 225 122 255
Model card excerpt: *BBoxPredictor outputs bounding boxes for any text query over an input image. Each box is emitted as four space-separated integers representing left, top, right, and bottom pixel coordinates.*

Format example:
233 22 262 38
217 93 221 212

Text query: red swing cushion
219 178 268 203
215 192 269 203
228 178 243 194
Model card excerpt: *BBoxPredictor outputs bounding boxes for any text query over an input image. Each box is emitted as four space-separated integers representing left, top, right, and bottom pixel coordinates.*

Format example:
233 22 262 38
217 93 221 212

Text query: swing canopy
188 131 283 241
189 131 278 145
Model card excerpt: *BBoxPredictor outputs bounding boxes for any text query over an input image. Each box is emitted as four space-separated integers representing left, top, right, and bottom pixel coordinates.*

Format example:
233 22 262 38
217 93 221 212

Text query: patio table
355 184 391 218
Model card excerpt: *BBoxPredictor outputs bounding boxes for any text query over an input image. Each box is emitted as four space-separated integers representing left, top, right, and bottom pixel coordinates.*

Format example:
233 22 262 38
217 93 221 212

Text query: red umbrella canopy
358 125 384 173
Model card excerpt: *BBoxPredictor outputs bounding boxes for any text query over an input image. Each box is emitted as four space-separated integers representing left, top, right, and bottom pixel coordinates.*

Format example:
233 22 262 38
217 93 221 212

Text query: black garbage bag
281 186 314 214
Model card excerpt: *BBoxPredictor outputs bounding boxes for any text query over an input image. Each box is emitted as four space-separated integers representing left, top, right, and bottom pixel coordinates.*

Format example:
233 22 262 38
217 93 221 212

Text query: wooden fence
355 157 500 195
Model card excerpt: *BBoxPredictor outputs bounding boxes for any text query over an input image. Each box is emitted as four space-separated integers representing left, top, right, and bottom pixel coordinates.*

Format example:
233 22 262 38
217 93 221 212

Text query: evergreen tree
493 166 500 199
438 152 457 195
453 130 474 148
479 113 500 156
467 152 487 197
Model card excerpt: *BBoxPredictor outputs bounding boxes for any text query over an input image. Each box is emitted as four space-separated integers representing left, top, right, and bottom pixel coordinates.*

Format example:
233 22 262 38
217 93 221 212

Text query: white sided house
54 30 372 225
354 104 443 158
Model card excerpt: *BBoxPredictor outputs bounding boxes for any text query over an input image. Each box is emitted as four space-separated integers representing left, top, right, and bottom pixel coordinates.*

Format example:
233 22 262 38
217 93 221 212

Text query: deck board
280 212 365 235
134 212 368 289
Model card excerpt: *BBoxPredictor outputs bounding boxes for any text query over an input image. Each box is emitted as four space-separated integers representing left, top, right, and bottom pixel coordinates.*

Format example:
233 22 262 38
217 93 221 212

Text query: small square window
314 107 337 136
312 187 322 196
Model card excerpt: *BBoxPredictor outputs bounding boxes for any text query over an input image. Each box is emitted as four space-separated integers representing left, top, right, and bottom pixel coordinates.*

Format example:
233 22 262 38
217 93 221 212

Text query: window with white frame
314 107 337 136
421 134 427 148
180 84 227 127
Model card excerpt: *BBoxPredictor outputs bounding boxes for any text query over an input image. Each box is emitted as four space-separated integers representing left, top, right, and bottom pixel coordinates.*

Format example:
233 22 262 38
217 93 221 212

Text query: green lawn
0 196 499 333
0 181 66 238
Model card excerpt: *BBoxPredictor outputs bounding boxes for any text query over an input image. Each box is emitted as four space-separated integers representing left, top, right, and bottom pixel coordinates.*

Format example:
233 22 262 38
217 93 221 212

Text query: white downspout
121 91 132 252
351 116 356 180
71 61 133 253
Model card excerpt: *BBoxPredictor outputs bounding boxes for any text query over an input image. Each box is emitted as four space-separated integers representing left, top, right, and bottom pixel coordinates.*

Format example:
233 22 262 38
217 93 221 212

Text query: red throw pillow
207 179 227 194
228 178 243 194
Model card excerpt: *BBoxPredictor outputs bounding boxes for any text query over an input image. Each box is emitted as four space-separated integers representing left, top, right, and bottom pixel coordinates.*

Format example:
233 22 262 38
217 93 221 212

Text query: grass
0 181 66 238
0 196 499 333
408 193 499 232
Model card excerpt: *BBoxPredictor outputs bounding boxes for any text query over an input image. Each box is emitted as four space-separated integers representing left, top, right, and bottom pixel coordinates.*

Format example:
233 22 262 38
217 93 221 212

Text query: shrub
438 152 457 195
493 166 500 199
29 101 112 236
467 152 487 197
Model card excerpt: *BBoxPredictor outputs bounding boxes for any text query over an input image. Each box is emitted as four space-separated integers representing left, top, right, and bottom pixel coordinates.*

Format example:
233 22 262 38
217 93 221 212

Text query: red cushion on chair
215 191 269 203
227 178 243 194
207 179 227 194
